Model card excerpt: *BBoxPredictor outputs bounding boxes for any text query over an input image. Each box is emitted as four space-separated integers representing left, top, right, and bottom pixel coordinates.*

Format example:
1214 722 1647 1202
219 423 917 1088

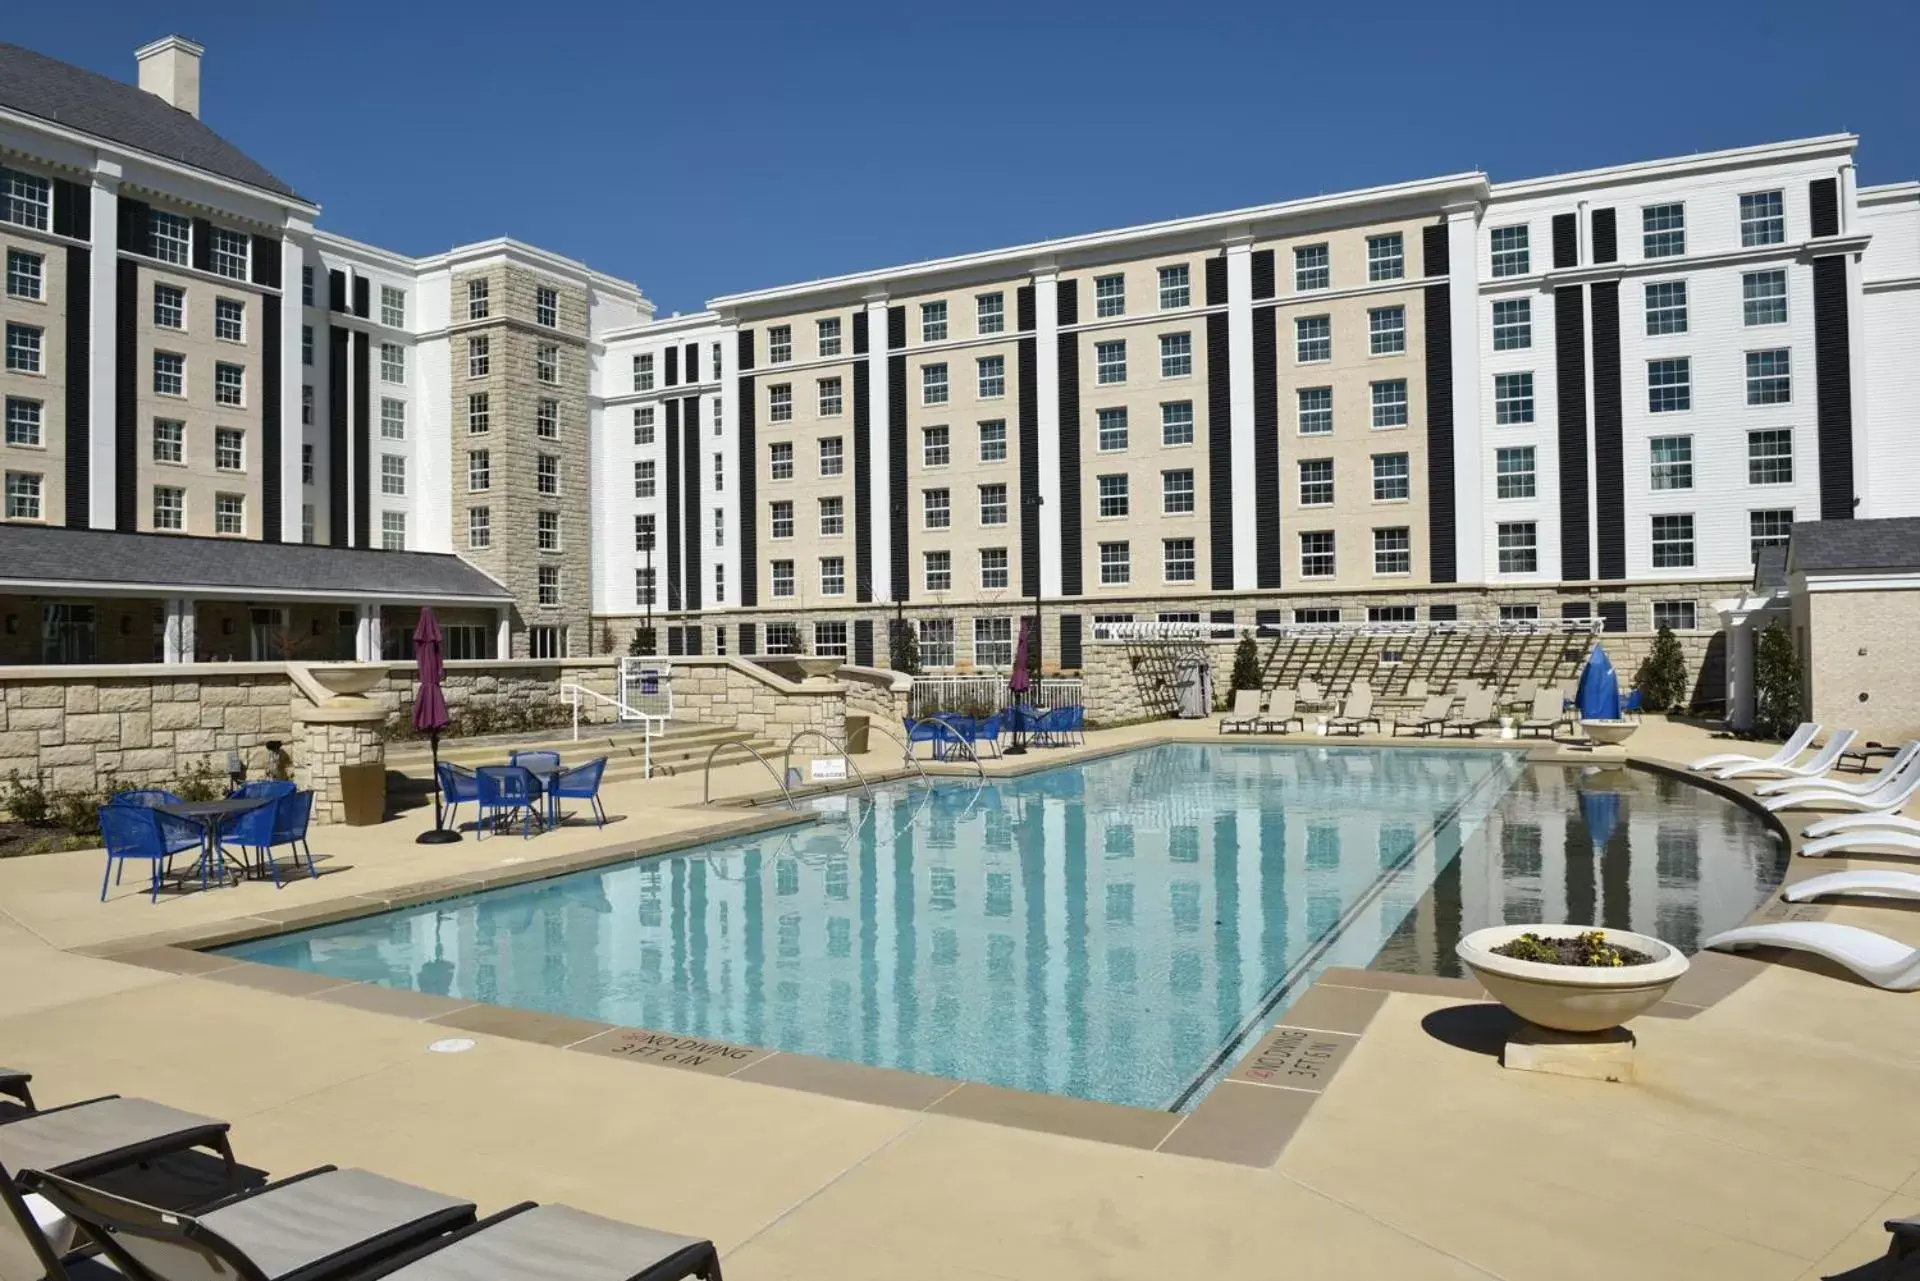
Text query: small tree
628 625 657 658
889 617 921 675
1231 632 1261 692
1633 625 1689 712
1754 621 1802 738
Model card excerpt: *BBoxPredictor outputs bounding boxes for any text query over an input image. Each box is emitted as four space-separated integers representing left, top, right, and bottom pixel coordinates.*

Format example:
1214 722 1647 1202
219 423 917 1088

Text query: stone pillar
289 662 390 824
494 607 511 660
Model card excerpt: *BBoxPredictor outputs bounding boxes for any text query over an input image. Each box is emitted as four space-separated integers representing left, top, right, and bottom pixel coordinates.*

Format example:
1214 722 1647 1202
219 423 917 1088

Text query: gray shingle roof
1789 517 1920 574
0 526 510 601
0 43 301 200
1752 544 1788 591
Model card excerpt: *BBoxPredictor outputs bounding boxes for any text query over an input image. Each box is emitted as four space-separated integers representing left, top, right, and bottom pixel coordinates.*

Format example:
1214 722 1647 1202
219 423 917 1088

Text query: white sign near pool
810 757 849 782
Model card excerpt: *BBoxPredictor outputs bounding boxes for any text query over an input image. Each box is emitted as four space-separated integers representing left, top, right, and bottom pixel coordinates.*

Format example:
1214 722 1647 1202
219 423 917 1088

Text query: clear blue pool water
221 745 1784 1111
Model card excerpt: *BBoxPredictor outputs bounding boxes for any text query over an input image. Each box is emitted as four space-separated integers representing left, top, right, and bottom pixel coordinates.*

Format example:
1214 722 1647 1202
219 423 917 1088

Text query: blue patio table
156 797 273 887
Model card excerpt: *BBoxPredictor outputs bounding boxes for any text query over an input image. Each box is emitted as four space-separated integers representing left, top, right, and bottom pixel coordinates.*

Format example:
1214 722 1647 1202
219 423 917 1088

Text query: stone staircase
383 719 783 793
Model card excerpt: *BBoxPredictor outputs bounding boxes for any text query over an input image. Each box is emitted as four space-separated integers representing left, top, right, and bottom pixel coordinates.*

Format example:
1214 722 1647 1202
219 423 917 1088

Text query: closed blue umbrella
1579 786 1622 848
1576 645 1622 720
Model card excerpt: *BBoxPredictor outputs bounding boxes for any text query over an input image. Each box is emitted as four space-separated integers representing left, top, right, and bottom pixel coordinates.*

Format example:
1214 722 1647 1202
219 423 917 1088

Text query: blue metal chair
437 762 481 830
216 797 280 884
109 788 182 808
231 779 295 802
263 790 316 884
97 806 181 902
476 765 544 839
509 750 562 774
547 757 608 828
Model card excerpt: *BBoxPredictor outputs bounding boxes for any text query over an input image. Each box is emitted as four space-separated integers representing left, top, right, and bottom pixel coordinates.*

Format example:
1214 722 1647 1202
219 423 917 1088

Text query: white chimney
134 35 204 118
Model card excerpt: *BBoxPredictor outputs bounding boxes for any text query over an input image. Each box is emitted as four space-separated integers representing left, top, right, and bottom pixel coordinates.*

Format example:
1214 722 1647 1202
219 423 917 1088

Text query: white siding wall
1860 187 1920 520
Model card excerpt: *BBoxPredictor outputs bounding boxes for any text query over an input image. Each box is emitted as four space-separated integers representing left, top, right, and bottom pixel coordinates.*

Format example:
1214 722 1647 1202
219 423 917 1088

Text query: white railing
908 675 1084 718
617 657 674 720
561 684 668 778
1092 617 1604 644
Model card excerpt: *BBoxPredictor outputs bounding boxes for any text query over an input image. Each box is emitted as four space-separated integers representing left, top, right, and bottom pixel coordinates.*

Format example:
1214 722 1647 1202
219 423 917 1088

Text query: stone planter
1456 925 1689 1033
1580 718 1638 746
795 656 844 685
307 663 389 706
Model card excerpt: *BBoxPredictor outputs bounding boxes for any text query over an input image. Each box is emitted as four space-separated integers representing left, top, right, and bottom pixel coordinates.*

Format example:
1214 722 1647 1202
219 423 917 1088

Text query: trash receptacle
338 762 387 826
844 715 871 755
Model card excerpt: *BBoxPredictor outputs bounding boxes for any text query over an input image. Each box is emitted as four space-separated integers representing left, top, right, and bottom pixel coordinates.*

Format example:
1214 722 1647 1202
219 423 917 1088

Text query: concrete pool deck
4 716 1918 1279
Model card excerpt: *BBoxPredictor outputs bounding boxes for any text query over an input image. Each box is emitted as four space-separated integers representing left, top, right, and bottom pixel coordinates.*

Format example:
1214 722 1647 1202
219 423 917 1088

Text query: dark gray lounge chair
356 1201 723 1281
0 1066 32 1110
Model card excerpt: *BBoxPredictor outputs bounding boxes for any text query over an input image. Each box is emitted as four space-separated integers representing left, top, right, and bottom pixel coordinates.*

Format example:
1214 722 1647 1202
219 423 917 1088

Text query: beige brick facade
1799 585 1920 742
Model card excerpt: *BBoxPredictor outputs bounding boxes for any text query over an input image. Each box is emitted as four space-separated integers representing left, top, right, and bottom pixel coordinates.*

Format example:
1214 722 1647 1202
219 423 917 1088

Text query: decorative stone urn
307 662 389 707
1580 718 1638 746
795 656 844 686
1456 925 1689 1033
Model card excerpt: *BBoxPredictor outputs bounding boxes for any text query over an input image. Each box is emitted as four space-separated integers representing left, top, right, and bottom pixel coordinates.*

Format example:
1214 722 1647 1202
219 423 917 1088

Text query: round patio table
157 797 273 887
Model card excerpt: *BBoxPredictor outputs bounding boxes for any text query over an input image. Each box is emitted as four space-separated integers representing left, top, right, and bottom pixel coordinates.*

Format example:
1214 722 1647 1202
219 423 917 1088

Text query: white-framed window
1371 378 1409 428
1094 273 1125 318
1492 298 1531 350
1367 233 1404 281
468 392 490 433
819 496 845 537
211 297 243 343
980 483 1008 525
1496 521 1537 574
1368 306 1405 356
209 228 248 281
770 499 795 539
3 472 41 521
468 335 490 377
1645 280 1688 335
380 285 406 328
1163 468 1195 514
215 426 244 472
1648 358 1691 413
1296 315 1331 364
1652 600 1697 631
977 355 1006 398
151 350 183 395
153 283 185 329
979 420 1007 461
1746 349 1791 404
153 418 184 464
768 383 792 423
1161 401 1194 446
817 376 842 416
537 453 560 496
924 487 951 528
771 560 796 598
817 316 841 357
1299 530 1335 578
380 342 405 383
153 486 184 530
6 249 42 300
381 511 407 551
922 300 948 343
4 397 41 447
535 285 558 329
1499 604 1539 622
1642 203 1685 258
1159 332 1193 378
1750 509 1793 560
1297 386 1332 435
302 267 313 306
149 211 191 265
1158 264 1191 310
1740 191 1786 247
467 279 490 320
1493 372 1532 425
1373 526 1411 575
1090 613 1135 641
1490 225 1529 277
714 506 725 547
5 324 42 374
381 398 406 440
214 363 244 407
536 566 560 609
768 324 792 364
1099 540 1131 585
710 393 723 432
1651 513 1694 568
712 451 724 493
469 507 491 549
1650 435 1692 490
465 449 492 492
924 550 952 592
536 509 561 552
1097 407 1128 452
1298 458 1334 507
977 292 1005 334
1294 244 1329 292
300 441 313 483
633 565 653 606
1163 537 1197 582
631 457 652 498
535 343 558 384
770 441 794 479
922 363 949 404
536 398 558 439
973 616 1013 666
819 436 844 476
214 493 244 536
0 166 52 231
633 405 655 445
1748 428 1794 484
918 618 956 667
1097 473 1129 518
980 547 1010 590
1743 269 1788 326
1369 606 1416 624
633 353 654 391
923 424 950 467
1373 452 1410 501
301 384 313 425
1095 340 1126 384
1495 445 1535 499
815 620 848 657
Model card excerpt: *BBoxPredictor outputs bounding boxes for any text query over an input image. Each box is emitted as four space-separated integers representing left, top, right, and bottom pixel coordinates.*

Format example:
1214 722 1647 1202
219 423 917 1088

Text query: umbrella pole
416 729 462 844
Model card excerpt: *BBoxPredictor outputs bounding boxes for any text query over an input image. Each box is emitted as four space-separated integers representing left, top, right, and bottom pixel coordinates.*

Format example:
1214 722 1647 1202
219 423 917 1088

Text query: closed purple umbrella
414 607 459 844
1006 617 1034 755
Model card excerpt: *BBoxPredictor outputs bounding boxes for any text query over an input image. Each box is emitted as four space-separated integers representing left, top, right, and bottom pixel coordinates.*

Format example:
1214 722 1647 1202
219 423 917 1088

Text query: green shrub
173 758 224 803
1634 625 1689 712
1231 633 1261 692
629 626 657 657
1754 621 1802 739
4 771 48 826
889 619 921 676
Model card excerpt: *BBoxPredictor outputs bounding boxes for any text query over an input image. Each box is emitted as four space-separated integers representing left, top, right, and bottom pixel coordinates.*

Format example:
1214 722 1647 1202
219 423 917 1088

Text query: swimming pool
222 745 1784 1112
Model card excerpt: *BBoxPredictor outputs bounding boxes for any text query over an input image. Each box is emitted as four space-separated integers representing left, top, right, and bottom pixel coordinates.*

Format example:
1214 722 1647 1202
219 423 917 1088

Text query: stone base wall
374 659 621 736
841 665 910 731
1805 586 1920 743
667 658 845 747
293 715 385 824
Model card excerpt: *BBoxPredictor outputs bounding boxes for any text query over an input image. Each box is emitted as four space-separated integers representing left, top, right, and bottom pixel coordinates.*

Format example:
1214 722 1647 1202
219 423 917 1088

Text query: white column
88 162 122 528
279 228 309 542
1032 270 1061 598
495 607 511 660
1225 239 1256 589
865 297 892 602
355 603 379 661
164 599 198 664
1446 205 1486 584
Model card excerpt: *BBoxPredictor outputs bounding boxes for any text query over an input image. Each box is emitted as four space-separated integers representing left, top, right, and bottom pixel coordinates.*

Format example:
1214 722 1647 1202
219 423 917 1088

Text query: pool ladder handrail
782 729 876 803
701 739 797 808
853 722 933 790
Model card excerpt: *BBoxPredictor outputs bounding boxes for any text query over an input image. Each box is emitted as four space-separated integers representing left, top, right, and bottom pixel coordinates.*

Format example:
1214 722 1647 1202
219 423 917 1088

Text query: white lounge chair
1807 813 1920 840
1801 828 1920 859
1443 687 1498 738
1755 741 1917 796
1518 688 1571 738
1219 689 1262 734
1763 757 1920 813
1690 722 1819 773
1784 868 1920 902
1703 922 1920 990
1397 693 1454 737
1327 685 1380 735
1719 729 1858 781
1258 689 1303 733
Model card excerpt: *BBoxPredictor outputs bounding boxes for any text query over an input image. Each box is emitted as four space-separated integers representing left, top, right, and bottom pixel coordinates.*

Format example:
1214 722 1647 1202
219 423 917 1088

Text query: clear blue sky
13 1 1918 315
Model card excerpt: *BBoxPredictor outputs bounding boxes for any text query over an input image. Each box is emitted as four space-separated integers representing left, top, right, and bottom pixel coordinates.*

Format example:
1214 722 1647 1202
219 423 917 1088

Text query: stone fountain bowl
307 663 389 701
1580 718 1638 746
1457 924 1689 1033
795 656 844 682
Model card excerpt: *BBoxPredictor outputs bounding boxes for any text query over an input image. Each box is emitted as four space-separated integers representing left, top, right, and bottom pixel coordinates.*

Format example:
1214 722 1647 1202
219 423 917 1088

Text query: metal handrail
561 683 666 778
782 729 875 802
855 722 931 790
701 739 796 808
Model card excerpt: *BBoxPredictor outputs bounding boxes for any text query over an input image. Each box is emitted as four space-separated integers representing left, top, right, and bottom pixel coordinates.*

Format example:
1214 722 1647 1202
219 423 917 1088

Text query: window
468 279 490 319
1492 298 1531 350
1297 387 1332 435
1094 273 1125 317
768 325 792 364
1294 243 1330 291
764 622 801 654
1650 435 1692 490
816 317 841 357
1750 509 1793 560
1097 407 1129 451
536 566 560 609
151 351 183 395
970 354 1004 399
536 510 560 552
216 427 244 472
1163 468 1195 514
302 267 313 307
711 451 724 493
214 493 244 536
1642 203 1685 258
919 619 956 667
1500 604 1540 622
149 211 190 265
533 397 557 439
1158 333 1193 378
1099 541 1131 585
380 285 406 328
537 453 559 496
768 383 792 423
974 617 1013 666
634 353 654 391
1296 315 1331 364
1163 538 1196 582
923 424 951 466
0 166 51 230
214 363 243 407
922 363 949 404
469 507 491 549
1742 269 1788 327
380 343 405 383
152 486 184 530
1097 473 1129 518
631 406 655 446
770 500 794 539
1495 445 1535 499
302 326 313 365
1158 264 1191 309
1492 372 1532 425
1299 531 1335 578
977 292 1005 334
468 335 490 377
1371 379 1409 428
1496 521 1537 573
1746 349 1791 404
1298 458 1334 507
771 560 796 598
301 503 315 544
301 385 313 426
980 483 1008 525
1095 340 1127 384
714 507 725 547
3 473 40 521
633 565 653 605
5 325 42 374
381 511 407 551
210 228 248 280
924 488 951 528
924 550 952 592
1740 191 1785 247
1369 306 1405 356
468 392 490 433
1373 526 1411 575
1161 401 1194 446
380 398 406 440
1645 280 1688 335
1369 606 1416 624
922 301 948 342
819 436 844 476
152 283 185 330
1651 514 1694 568
980 420 1007 461
301 442 313 484
1749 429 1794 484
6 249 42 300
820 496 845 536
630 457 659 498
814 621 849 657
471 450 494 492
4 398 41 447
535 285 558 328
1648 358 1691 412
770 441 794 479
1652 601 1697 631
1373 452 1410 501
980 547 1010 590
535 344 557 384
1490 225 1529 277
153 419 184 464
1367 233 1404 281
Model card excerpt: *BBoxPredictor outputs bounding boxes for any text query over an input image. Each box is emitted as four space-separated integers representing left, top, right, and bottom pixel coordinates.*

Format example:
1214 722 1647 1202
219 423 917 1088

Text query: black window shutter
1421 223 1450 277
191 218 213 272
852 359 869 601
667 627 683 657
1423 282 1456 583
1057 278 1079 326
887 306 906 350
888 353 909 598
851 313 867 355
854 619 874 667
64 245 90 528
1590 209 1617 263
261 302 282 542
351 332 370 546
1058 615 1083 669
118 198 150 258
1551 213 1578 269
664 346 679 387
352 276 369 319
1255 609 1281 629
1429 603 1458 622
739 623 757 655
1597 601 1628 633
327 327 349 545
1554 286 1590 581
1589 282 1625 579
1251 249 1275 300
1016 285 1035 332
1210 609 1235 627
1812 255 1856 519
664 404 682 611
1252 305 1280 588
739 374 758 605
1561 601 1591 619
52 179 90 240
114 258 138 530
1204 256 1227 307
738 328 756 370
684 626 702 656
1055 280 1081 595
1206 309 1233 588
684 343 699 383
251 235 282 288
1019 315 1039 597
1809 179 1839 238
328 269 346 312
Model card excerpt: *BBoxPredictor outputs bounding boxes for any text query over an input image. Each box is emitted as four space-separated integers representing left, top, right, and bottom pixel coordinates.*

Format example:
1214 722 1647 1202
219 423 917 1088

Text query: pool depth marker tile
568 1027 772 1076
